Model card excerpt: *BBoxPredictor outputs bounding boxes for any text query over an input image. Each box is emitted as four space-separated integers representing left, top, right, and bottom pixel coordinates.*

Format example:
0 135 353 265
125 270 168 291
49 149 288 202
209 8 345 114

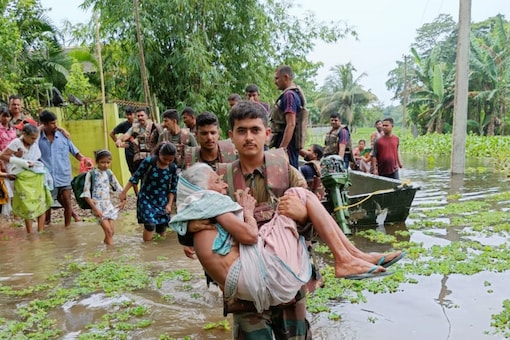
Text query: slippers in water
343 266 394 280
377 252 406 268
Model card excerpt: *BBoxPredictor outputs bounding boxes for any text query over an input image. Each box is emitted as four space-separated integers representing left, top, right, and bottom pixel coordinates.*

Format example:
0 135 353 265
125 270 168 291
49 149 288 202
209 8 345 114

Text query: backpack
71 169 114 210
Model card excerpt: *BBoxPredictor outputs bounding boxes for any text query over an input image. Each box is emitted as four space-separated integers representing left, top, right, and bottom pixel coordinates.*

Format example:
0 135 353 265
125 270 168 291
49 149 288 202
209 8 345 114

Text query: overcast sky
41 0 509 105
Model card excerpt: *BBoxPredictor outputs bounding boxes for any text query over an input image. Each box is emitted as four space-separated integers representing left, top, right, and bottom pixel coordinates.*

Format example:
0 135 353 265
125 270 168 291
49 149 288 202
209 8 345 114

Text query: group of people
0 97 90 234
2 65 405 339
299 115 404 196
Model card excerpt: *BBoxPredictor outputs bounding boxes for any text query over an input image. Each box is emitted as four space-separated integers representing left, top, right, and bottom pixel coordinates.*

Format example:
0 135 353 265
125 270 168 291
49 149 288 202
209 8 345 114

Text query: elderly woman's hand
234 188 256 215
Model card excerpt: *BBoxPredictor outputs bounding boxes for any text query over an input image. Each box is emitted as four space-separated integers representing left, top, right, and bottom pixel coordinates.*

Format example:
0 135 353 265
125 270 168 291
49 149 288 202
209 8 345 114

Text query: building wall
50 103 132 187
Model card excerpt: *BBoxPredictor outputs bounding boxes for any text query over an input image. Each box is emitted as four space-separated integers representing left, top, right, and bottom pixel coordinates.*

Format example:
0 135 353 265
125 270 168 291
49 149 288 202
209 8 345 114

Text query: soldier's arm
279 113 296 148
278 167 308 225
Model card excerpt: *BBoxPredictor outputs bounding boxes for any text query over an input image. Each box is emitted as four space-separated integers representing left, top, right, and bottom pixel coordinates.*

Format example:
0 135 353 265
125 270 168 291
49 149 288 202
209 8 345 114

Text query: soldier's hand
278 193 307 225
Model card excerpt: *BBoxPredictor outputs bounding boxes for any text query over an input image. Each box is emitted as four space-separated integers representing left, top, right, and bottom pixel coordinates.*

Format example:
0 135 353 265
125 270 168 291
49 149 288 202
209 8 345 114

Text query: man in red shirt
371 117 403 179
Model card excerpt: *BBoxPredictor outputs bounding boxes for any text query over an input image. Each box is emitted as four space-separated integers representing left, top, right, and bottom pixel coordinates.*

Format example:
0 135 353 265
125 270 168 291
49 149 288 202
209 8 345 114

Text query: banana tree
469 15 510 136
407 47 454 134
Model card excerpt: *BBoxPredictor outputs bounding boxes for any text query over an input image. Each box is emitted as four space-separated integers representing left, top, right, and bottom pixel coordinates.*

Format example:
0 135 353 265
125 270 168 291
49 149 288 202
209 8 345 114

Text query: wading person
1 124 52 233
81 150 126 245
119 142 178 242
39 110 88 228
180 101 404 339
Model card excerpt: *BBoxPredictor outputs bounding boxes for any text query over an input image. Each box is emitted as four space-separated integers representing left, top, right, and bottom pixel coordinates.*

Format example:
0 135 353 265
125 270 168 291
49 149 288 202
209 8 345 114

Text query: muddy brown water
1 155 509 340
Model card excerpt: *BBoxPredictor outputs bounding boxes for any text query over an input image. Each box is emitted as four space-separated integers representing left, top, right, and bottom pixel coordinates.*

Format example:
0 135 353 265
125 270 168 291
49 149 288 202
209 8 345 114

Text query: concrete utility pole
451 0 471 174
402 55 408 136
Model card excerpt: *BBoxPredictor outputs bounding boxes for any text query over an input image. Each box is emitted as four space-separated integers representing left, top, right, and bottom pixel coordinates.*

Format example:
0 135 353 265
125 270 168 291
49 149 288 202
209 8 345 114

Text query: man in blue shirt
38 110 88 227
270 65 306 169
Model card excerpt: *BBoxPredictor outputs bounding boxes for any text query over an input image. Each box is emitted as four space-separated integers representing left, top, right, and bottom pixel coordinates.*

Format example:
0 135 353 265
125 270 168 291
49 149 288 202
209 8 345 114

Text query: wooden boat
345 170 420 226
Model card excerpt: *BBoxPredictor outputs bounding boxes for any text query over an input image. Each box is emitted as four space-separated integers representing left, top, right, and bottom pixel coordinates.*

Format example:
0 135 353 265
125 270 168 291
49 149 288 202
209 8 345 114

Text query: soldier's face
229 118 269 158
162 117 174 131
137 111 148 124
246 91 260 102
182 114 195 128
274 71 287 91
197 124 219 151
330 117 341 128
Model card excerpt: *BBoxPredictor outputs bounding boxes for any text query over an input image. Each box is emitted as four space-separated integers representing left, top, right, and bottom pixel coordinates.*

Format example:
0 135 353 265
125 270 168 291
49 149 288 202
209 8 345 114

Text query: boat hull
323 170 420 226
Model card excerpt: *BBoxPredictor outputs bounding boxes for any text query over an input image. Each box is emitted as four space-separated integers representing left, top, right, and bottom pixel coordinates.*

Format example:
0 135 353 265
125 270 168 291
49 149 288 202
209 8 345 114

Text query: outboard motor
320 155 352 235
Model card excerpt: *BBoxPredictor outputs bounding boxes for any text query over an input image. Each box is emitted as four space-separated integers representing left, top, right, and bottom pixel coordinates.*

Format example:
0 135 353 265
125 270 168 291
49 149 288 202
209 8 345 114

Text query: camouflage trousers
232 293 311 340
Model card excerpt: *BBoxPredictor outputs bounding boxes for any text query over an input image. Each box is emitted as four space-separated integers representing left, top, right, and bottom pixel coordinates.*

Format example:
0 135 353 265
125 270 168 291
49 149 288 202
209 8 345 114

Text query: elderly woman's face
23 131 39 146
207 171 228 194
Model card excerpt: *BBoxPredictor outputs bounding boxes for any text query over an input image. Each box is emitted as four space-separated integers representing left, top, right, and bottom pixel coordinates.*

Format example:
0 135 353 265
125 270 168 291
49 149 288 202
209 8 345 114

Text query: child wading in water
81 150 126 245
119 142 178 241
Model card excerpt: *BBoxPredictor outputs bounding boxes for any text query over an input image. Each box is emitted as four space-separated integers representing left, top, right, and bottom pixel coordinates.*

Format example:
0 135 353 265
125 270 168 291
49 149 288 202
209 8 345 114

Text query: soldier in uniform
323 112 352 169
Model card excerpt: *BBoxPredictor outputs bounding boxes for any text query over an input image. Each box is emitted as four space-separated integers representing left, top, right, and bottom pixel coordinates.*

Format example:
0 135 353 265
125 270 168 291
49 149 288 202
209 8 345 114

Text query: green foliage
388 14 510 136
203 319 230 331
490 299 510 338
78 0 353 128
80 302 152 339
64 61 100 102
155 269 193 289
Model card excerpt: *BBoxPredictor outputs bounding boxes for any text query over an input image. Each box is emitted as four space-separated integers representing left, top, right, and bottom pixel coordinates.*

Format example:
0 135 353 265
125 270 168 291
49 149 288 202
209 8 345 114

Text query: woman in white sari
0 123 52 233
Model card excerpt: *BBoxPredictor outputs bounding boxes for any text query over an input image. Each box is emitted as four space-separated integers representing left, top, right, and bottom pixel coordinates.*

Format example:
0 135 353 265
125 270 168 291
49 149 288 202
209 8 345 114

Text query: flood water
1 154 509 340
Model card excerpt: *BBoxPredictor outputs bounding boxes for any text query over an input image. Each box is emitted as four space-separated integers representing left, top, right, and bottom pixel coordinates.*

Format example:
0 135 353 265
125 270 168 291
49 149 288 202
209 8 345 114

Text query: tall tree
80 0 354 127
2 0 70 110
315 62 377 125
0 3 23 99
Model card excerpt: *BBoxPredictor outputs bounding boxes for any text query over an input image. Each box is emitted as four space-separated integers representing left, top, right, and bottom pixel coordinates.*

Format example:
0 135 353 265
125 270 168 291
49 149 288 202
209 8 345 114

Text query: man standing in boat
323 112 352 170
371 117 403 179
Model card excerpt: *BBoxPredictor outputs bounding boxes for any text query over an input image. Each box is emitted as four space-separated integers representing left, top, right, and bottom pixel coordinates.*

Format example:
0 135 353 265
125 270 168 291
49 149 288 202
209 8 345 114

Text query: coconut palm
315 63 377 126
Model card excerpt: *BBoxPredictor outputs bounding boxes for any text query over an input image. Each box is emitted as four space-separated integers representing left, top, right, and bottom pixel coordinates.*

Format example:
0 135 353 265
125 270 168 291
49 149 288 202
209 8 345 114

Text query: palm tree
315 63 377 126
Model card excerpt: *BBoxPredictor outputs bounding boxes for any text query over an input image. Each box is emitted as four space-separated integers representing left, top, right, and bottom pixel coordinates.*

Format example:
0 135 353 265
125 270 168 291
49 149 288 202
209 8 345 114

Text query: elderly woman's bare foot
370 251 405 268
334 257 387 278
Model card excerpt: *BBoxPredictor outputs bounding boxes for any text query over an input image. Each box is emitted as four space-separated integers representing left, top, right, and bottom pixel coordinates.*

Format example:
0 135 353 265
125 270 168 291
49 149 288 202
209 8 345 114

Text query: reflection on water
1 154 509 339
